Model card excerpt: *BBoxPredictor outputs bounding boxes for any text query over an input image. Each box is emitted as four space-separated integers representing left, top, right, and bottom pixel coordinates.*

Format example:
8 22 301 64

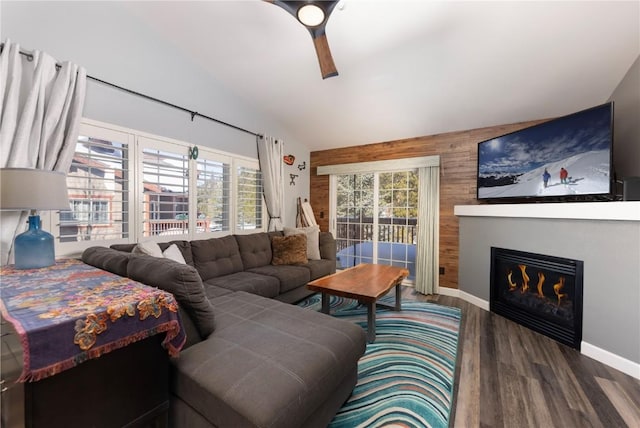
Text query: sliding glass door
377 171 418 280
335 173 374 268
331 170 418 281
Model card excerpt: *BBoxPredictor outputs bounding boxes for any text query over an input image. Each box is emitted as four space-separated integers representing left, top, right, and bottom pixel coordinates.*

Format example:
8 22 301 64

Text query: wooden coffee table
307 263 409 343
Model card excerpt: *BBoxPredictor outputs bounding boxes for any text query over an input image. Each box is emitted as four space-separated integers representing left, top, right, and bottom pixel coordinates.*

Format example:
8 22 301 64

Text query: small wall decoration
283 154 295 165
289 174 298 185
297 161 306 171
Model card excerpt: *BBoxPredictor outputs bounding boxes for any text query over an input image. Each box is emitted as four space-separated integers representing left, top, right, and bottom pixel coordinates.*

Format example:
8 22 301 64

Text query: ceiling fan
265 0 340 79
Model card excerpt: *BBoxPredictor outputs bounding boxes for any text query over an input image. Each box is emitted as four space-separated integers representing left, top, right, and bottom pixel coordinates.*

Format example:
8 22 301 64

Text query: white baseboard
581 342 640 380
439 288 639 379
458 290 490 311
437 286 459 298
440 286 490 311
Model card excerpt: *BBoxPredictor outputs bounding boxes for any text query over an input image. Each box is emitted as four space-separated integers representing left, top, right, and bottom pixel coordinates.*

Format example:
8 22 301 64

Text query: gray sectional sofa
82 230 367 428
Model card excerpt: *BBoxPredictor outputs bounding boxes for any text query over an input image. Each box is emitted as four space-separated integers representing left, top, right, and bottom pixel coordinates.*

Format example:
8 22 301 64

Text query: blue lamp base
14 215 55 269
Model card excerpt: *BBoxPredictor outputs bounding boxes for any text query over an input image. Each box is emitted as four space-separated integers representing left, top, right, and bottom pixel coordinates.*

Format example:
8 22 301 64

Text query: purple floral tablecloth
0 258 185 382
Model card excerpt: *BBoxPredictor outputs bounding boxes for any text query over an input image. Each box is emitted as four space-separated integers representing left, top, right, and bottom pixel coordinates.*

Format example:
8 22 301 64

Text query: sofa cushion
162 244 187 264
304 259 336 281
110 243 137 253
271 234 307 265
191 236 244 281
111 240 194 266
170 291 366 428
177 306 204 349
201 284 234 301
127 255 216 339
319 232 337 261
203 272 280 299
247 265 311 294
161 240 194 266
284 225 321 260
82 246 131 278
235 232 272 269
132 241 163 257
131 242 187 264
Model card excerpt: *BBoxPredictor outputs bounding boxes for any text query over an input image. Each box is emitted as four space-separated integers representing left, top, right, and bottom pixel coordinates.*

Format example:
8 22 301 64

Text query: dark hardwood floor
400 286 640 428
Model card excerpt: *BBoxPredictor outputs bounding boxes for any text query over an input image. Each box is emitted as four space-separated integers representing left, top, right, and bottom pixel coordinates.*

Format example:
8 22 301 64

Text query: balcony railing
145 219 211 236
335 217 417 252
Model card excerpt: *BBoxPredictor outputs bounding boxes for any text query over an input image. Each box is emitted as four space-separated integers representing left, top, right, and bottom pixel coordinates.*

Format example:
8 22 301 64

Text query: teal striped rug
298 294 461 428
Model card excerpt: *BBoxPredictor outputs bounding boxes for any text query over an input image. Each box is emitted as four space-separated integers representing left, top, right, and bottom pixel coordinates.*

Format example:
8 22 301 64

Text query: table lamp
0 168 70 269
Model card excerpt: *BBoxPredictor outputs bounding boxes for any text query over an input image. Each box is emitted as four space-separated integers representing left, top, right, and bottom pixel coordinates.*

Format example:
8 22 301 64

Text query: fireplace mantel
454 201 640 222
455 202 640 379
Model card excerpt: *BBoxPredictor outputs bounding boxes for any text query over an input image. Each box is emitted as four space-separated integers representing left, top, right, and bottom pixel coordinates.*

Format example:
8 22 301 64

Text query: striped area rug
298 294 461 428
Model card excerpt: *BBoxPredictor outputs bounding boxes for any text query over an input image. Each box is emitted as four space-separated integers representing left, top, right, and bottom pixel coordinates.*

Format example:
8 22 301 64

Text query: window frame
52 118 265 257
234 158 264 234
137 135 191 242
54 121 135 256
193 149 234 237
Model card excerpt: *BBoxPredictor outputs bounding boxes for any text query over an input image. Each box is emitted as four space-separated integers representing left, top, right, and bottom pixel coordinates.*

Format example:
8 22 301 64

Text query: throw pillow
127 255 216 339
283 225 321 260
132 241 163 258
271 234 308 265
163 243 187 264
132 241 187 264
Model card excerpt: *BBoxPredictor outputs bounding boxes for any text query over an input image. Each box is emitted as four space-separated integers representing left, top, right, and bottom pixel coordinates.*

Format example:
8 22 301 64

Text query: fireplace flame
518 265 529 293
536 272 545 297
507 270 518 290
553 276 567 306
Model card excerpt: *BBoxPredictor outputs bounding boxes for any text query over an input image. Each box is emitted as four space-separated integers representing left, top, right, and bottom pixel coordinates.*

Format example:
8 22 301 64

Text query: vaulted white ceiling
122 1 639 151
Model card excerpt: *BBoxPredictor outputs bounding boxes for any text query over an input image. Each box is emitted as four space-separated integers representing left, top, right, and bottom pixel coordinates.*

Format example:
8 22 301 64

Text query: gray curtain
415 165 440 295
257 135 284 231
0 39 87 264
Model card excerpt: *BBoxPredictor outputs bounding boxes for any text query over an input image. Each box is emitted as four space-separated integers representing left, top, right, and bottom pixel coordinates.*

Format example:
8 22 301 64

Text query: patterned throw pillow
271 234 308 265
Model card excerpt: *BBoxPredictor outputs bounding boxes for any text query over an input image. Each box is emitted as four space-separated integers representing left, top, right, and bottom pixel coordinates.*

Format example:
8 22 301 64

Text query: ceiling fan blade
266 0 341 78
312 34 338 79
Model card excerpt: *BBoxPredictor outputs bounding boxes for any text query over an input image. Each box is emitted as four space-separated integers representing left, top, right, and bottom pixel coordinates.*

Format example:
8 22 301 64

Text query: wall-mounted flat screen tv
477 102 613 202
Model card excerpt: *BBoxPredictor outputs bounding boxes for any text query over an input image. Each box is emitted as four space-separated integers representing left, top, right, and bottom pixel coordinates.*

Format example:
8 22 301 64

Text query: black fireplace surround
490 247 584 350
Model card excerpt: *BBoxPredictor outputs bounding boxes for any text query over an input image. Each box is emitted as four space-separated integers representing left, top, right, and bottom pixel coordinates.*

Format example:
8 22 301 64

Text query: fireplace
490 247 584 350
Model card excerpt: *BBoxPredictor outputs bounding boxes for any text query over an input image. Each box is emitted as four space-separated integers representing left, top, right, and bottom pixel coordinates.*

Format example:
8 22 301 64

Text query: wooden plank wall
310 119 545 290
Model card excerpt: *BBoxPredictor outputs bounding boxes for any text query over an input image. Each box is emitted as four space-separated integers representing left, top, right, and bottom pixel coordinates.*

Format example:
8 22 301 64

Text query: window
139 138 190 238
54 119 265 256
236 164 263 232
61 200 110 224
59 128 131 245
196 157 231 234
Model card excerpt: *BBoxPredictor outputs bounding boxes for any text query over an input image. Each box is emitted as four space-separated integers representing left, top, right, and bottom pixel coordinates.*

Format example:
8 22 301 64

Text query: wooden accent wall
310 119 546 290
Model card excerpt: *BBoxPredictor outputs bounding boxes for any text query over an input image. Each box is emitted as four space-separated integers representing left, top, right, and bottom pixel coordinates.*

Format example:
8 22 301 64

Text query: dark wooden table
0 259 185 427
307 263 409 343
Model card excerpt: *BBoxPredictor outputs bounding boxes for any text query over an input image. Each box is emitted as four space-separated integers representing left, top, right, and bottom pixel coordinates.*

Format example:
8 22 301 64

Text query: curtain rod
1 43 262 138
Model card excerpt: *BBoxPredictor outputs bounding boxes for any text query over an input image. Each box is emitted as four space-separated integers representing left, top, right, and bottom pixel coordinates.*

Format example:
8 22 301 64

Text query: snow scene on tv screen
478 104 611 199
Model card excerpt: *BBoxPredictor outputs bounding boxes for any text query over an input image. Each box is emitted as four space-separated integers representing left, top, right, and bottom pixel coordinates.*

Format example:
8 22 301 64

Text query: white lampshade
297 4 325 27
0 168 70 211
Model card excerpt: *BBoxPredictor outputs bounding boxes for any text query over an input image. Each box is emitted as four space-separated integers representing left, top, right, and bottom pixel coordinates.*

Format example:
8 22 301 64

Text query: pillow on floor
271 234 308 265
283 225 321 260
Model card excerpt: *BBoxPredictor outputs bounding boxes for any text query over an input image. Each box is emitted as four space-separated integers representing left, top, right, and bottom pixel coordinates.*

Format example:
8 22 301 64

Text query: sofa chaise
82 230 367 428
